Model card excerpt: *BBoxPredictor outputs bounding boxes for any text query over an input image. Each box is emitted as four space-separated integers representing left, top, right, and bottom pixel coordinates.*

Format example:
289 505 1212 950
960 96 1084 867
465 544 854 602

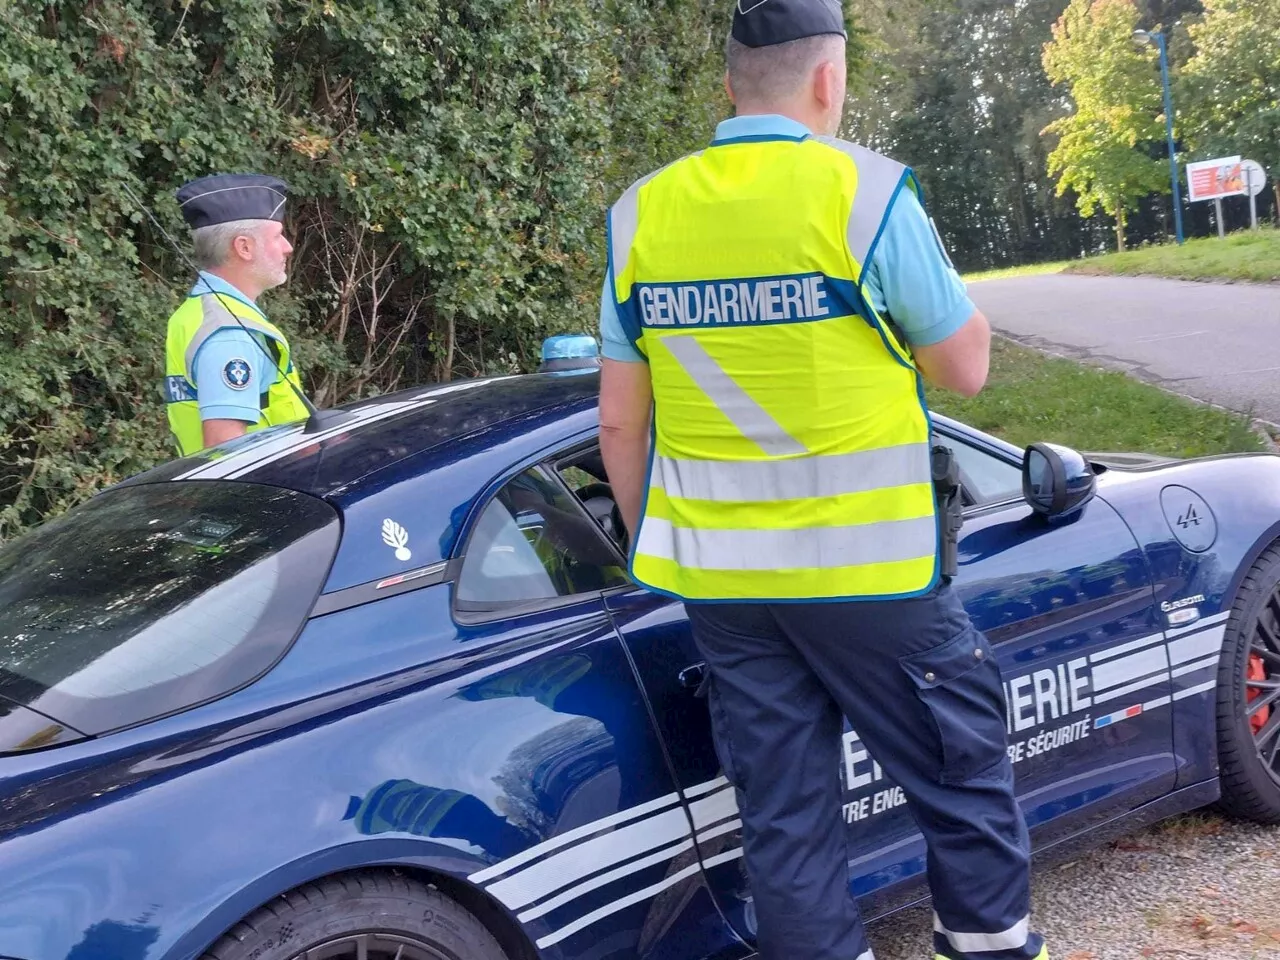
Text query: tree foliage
1041 0 1174 250
1180 0 1280 212
0 0 735 539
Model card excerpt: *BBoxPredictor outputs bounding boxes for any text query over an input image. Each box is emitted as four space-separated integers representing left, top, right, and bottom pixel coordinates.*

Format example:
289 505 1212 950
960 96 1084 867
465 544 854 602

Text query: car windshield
0 481 339 738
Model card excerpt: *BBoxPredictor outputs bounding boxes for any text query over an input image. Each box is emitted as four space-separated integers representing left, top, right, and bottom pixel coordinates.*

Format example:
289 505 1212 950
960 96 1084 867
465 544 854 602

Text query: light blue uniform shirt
188 272 284 423
598 114 976 362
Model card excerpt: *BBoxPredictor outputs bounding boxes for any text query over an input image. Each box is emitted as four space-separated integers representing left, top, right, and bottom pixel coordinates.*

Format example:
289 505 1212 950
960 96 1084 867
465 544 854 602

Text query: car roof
120 368 1000 595
122 370 604 592
128 371 603 495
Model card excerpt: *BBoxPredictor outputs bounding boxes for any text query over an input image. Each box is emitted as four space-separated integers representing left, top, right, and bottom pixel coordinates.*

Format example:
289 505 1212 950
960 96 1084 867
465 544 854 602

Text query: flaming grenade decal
382 518 412 562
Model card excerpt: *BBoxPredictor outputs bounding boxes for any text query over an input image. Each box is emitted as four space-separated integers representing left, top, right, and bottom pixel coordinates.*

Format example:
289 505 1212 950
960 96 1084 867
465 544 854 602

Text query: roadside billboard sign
1185 156 1270 234
1186 156 1246 202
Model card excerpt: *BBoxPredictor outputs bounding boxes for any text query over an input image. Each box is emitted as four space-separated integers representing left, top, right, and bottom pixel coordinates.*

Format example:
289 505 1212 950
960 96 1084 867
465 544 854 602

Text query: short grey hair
191 218 266 269
724 32 844 106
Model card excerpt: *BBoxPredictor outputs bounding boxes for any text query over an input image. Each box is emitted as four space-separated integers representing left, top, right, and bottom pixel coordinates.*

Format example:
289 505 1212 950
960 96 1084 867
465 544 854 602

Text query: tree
0 0 730 539
1041 0 1174 250
1180 0 1280 217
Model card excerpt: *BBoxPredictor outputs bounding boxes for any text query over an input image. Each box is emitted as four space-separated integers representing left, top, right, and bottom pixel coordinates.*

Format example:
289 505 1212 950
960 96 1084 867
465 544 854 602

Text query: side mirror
1023 442 1097 522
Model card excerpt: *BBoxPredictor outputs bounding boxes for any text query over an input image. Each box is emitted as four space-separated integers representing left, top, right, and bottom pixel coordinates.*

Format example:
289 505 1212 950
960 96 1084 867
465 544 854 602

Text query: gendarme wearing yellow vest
608 127 939 604
163 289 307 456
165 172 309 456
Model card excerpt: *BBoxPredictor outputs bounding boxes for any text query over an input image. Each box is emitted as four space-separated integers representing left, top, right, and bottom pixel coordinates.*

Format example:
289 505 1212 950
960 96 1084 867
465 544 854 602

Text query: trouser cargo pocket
899 624 1008 784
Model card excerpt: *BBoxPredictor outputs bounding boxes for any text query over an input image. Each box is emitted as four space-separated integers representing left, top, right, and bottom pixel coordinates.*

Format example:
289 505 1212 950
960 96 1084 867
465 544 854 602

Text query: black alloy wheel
1217 545 1280 823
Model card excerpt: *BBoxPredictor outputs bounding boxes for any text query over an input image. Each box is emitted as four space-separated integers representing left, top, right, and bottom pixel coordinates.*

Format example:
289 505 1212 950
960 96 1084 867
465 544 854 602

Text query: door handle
679 661 709 697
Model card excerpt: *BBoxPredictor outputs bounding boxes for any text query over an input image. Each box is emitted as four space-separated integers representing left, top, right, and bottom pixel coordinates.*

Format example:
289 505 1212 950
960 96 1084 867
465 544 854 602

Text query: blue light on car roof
539 334 601 374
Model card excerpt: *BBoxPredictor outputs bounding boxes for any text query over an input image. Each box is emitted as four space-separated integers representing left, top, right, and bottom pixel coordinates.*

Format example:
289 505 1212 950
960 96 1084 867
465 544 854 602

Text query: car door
584 426 1175 943
834 426 1177 921
452 461 749 960
545 441 756 945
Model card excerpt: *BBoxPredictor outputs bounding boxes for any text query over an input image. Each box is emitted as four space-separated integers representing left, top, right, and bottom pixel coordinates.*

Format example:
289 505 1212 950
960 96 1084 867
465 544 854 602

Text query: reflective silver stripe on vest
661 335 807 457
932 913 1030 954
609 169 663 286
635 515 936 570
609 155 701 285
815 138 909 278
183 295 283 377
651 443 929 503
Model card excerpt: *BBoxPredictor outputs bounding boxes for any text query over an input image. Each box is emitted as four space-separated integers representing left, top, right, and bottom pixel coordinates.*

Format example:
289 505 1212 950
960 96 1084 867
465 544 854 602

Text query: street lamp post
1134 28 1185 245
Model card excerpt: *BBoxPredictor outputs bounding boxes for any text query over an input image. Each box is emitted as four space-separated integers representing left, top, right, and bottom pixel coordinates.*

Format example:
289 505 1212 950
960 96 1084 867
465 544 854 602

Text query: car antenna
121 182 355 435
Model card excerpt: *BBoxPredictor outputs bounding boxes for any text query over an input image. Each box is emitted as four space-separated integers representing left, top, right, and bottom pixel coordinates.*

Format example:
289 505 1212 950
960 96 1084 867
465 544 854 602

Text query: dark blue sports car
1 355 1278 960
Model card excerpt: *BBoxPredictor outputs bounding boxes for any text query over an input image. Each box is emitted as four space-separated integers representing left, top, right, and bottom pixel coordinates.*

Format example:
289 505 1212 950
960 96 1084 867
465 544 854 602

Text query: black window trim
934 425 1029 514
449 459 633 625
310 559 457 618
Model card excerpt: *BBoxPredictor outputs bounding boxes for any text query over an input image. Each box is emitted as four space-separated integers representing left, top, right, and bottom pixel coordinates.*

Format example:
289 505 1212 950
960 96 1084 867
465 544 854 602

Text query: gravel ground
865 812 1280 960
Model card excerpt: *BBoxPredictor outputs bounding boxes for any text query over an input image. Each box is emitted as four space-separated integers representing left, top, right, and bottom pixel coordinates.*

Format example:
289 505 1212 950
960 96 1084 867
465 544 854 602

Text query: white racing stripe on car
685 775 730 798
1167 624 1227 667
477 783 736 912
1171 654 1220 679
1089 631 1165 664
1173 679 1219 701
178 398 421 480
516 837 694 923
535 858 704 948
690 782 739 829
487 804 693 910
514 817 744 925
1090 644 1170 691
535 845 747 949
499 788 743 931
698 818 743 844
178 378 510 481
467 789 684 885
1094 693 1174 729
1166 611 1230 638
1091 671 1172 705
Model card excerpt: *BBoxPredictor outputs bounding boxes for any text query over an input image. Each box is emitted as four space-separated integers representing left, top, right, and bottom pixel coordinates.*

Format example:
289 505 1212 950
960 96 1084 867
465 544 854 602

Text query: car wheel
202 872 511 960
1216 545 1280 824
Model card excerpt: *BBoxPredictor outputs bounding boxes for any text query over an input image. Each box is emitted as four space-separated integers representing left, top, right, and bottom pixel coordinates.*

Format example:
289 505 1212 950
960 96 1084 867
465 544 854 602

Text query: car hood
1084 450 1182 469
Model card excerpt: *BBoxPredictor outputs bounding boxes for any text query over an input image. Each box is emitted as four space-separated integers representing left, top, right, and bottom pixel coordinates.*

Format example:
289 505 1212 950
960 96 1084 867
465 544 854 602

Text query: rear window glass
0 482 339 738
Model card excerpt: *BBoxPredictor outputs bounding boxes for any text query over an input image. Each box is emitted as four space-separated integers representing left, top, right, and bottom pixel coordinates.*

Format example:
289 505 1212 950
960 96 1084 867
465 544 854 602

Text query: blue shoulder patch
222 358 253 391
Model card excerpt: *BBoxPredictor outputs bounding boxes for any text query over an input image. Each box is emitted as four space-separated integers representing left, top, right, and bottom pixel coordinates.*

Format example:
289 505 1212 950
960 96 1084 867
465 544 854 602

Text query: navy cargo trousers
686 582 1046 960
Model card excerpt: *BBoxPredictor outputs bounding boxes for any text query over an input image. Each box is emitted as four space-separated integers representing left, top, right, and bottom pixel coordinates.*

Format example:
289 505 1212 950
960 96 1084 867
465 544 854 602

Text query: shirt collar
189 271 264 317
711 113 814 146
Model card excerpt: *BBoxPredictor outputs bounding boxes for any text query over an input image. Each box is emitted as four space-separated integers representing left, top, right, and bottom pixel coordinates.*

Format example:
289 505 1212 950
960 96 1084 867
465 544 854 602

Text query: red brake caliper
1248 654 1271 735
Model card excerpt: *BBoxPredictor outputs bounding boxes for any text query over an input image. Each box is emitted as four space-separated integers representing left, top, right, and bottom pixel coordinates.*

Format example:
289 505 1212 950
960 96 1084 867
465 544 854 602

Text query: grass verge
926 338 1267 458
1064 230 1280 284
962 260 1071 283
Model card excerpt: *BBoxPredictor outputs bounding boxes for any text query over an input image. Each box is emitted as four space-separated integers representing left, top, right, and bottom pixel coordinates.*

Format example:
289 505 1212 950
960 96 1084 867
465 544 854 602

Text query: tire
1216 545 1280 824
202 872 511 960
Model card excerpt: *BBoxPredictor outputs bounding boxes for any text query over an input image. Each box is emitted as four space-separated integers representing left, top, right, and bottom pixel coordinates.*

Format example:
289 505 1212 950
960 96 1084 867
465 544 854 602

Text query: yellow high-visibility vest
163 289 308 456
608 133 939 602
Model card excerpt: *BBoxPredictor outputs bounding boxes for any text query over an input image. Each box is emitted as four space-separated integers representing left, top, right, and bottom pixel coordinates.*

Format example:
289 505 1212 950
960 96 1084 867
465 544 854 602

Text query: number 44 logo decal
1177 504 1202 529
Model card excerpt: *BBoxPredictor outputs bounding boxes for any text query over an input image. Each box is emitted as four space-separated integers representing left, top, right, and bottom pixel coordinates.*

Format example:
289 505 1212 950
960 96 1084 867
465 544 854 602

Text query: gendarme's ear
813 58 838 110
233 232 256 262
724 70 736 105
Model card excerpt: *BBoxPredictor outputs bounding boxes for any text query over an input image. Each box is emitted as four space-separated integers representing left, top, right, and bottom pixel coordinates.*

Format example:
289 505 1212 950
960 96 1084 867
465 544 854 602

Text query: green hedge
0 0 732 538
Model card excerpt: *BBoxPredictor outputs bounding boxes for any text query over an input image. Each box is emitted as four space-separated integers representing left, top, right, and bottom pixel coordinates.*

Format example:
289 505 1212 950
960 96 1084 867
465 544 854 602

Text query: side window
456 467 628 610
941 434 1025 506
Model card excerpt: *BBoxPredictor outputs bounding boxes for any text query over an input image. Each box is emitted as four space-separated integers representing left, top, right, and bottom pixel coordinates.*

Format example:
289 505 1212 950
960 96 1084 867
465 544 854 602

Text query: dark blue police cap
175 173 290 229
731 0 847 48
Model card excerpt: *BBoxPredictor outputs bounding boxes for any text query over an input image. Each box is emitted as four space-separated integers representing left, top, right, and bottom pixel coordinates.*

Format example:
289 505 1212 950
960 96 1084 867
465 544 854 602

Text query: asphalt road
967 274 1280 424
